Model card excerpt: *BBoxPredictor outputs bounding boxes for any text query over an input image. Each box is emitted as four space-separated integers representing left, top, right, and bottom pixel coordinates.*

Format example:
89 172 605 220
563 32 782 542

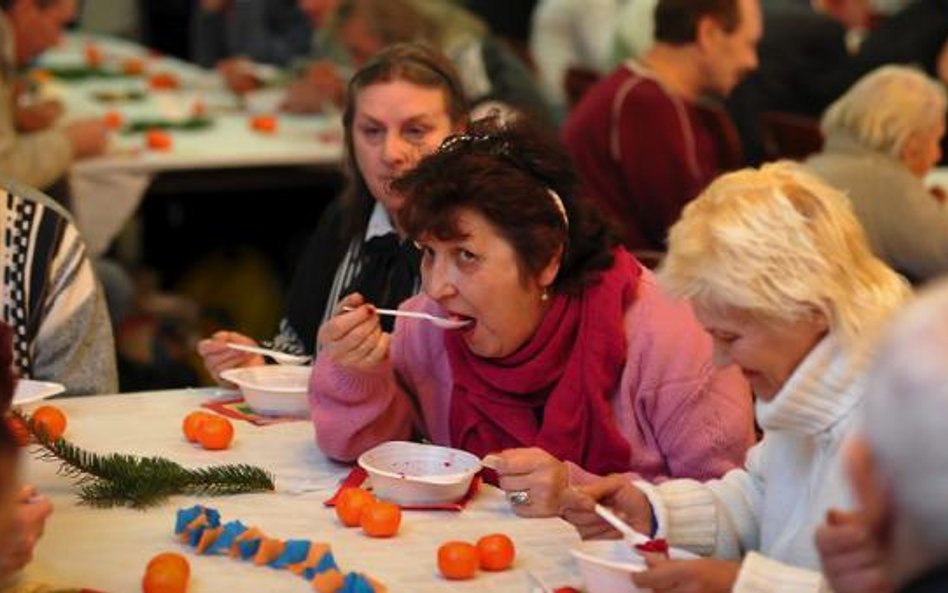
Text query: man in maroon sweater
563 0 761 252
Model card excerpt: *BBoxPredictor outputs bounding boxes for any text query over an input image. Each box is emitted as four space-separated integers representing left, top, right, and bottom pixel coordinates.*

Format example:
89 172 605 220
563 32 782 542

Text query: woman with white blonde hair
807 64 948 283
562 162 910 593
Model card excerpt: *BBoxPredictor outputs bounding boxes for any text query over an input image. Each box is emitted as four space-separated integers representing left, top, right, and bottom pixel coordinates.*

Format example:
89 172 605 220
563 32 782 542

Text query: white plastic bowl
219 365 311 417
357 441 482 505
571 539 698 593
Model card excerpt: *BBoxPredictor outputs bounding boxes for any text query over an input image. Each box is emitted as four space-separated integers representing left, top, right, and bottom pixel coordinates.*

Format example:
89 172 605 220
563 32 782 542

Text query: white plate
12 379 66 405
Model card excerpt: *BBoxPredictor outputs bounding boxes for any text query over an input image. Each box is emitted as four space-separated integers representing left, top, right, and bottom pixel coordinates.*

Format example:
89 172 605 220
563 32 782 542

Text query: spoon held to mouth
341 306 471 329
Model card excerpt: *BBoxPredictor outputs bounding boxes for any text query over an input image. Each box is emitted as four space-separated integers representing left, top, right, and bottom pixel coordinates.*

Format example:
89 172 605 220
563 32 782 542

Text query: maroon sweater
564 62 740 251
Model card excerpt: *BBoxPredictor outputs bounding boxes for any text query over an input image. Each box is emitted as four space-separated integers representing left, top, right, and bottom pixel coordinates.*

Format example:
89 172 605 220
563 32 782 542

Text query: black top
283 199 421 353
901 563 948 593
284 199 350 354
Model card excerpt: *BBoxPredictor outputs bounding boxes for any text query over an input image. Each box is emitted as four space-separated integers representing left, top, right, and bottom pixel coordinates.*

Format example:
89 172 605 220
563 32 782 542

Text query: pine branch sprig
14 409 275 508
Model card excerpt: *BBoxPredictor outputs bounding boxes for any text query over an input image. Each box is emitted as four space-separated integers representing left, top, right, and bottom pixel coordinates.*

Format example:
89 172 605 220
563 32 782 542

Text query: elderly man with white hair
816 280 948 593
806 65 948 284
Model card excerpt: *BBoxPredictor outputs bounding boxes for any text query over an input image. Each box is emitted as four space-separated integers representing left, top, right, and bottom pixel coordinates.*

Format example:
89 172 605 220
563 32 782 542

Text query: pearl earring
540 289 550 302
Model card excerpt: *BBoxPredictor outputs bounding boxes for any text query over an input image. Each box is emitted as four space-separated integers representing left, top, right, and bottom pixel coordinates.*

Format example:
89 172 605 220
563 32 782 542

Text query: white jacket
639 335 868 593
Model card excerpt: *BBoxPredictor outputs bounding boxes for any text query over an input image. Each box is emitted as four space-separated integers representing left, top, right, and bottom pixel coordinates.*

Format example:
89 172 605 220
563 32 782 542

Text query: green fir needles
15 410 274 508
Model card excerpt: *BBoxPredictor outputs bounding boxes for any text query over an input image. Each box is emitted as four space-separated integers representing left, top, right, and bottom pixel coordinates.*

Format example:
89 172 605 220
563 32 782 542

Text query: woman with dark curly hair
310 118 755 517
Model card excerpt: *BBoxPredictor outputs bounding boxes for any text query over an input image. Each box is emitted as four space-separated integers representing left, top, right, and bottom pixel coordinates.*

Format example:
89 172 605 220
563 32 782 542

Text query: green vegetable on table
14 409 274 509
122 117 214 134
43 66 132 81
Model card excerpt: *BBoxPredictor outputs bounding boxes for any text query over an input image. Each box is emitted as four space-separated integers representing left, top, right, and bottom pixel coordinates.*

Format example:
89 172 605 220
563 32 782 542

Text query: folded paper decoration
175 505 385 592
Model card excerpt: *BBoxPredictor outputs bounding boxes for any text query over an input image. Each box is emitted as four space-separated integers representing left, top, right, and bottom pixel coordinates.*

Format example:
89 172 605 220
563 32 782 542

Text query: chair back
761 111 824 161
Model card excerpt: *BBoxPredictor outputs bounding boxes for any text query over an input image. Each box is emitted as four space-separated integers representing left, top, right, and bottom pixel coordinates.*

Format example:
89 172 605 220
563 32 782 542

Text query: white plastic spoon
225 343 312 365
341 306 471 329
594 503 650 546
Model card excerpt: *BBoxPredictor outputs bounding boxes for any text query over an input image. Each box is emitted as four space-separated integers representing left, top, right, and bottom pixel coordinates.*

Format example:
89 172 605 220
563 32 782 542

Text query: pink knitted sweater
310 269 756 483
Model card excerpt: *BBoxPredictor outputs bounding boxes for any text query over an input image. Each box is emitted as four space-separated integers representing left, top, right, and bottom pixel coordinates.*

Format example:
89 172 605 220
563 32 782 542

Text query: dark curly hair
394 117 618 294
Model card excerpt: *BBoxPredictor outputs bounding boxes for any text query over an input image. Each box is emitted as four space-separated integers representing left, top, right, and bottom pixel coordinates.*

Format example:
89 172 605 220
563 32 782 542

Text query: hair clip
547 188 569 230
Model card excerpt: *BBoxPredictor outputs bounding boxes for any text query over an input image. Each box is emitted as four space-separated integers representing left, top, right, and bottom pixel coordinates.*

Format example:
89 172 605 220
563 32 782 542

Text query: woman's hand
815 509 891 593
15 100 63 133
484 447 568 518
560 474 653 539
317 293 390 373
632 557 740 593
304 62 346 107
0 485 53 579
217 58 261 94
197 330 265 385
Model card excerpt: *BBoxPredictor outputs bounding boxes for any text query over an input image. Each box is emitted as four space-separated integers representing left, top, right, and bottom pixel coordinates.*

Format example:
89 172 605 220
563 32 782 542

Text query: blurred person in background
0 0 108 191
77 0 140 40
191 0 312 69
563 0 761 253
293 0 552 122
806 65 948 284
528 0 627 120
213 0 349 103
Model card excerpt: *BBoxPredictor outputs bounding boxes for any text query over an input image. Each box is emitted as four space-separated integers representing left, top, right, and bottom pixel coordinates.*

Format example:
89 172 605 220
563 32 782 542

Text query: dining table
16 389 583 592
34 33 344 257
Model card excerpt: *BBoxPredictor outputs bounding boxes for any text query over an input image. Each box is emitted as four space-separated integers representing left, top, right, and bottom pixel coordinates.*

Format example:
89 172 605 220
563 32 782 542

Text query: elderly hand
197 330 265 385
317 293 390 373
305 62 346 106
218 58 261 94
815 509 892 593
15 100 63 133
631 557 740 593
483 447 568 518
65 119 109 158
0 485 53 579
281 78 340 114
561 474 652 539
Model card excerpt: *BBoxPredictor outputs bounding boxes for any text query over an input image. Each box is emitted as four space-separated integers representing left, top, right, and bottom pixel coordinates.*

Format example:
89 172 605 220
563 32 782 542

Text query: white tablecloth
17 389 582 592
38 34 344 256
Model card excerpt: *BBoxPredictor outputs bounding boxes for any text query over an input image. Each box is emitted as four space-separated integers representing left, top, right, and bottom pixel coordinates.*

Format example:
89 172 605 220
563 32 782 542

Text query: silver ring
507 490 531 506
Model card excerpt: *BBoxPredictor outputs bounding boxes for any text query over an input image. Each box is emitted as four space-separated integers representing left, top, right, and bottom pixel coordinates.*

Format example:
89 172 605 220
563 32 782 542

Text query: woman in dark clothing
198 42 469 383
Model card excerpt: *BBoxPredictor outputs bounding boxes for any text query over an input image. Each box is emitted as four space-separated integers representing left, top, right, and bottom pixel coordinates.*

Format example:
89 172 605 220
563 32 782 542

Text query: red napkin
323 467 481 511
201 395 307 426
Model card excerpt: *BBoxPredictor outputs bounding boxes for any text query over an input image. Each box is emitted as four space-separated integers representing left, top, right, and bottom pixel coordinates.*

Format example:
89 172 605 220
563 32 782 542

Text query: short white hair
821 65 947 159
863 279 948 552
659 162 909 345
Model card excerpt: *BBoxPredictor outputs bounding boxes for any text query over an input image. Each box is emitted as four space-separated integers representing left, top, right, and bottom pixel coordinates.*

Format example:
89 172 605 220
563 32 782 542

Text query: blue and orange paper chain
175 506 385 592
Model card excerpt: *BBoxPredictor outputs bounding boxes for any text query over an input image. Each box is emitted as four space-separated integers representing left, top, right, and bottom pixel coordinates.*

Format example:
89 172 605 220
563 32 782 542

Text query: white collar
365 202 396 241
755 334 870 436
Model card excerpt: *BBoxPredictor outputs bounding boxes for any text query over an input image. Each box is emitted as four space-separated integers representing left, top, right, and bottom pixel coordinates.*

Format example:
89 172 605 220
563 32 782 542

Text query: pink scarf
445 249 641 475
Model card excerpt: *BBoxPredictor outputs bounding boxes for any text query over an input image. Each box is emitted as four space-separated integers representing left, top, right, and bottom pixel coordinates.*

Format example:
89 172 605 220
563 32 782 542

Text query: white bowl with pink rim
357 441 482 505
570 539 699 593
